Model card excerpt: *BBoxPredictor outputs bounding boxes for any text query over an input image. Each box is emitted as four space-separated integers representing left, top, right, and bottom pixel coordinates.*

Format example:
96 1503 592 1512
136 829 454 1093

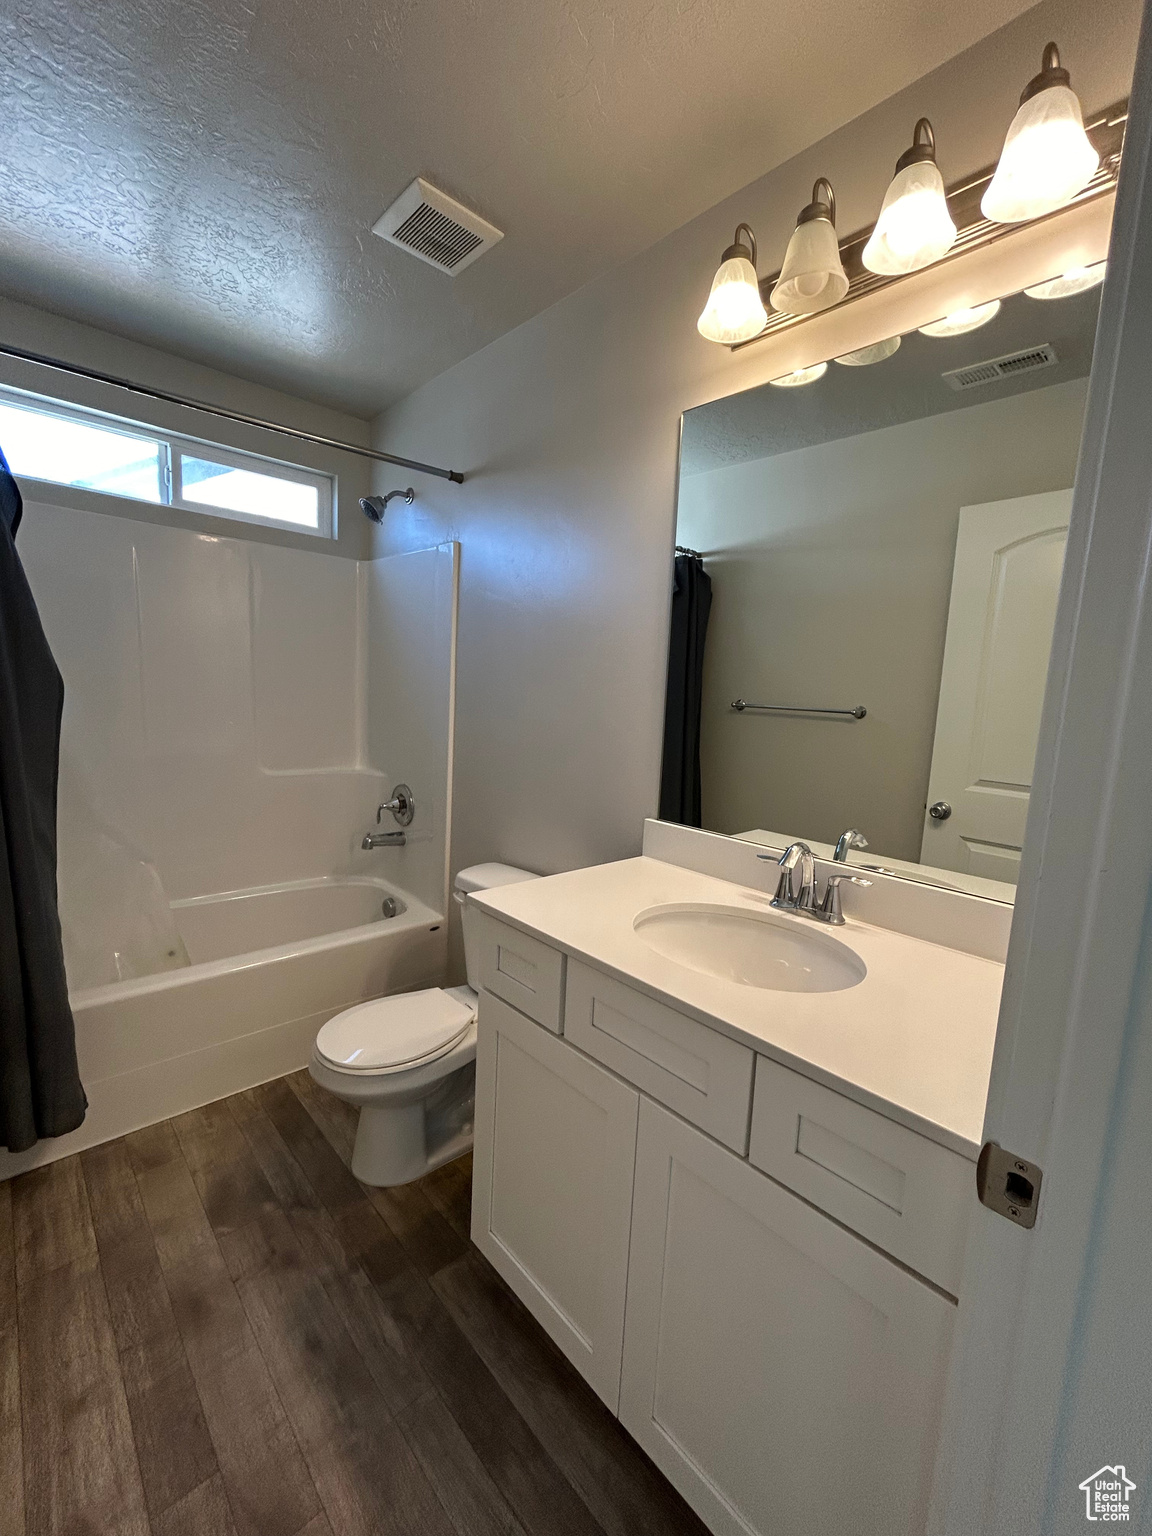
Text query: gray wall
0 294 374 558
368 0 1139 933
677 378 1089 860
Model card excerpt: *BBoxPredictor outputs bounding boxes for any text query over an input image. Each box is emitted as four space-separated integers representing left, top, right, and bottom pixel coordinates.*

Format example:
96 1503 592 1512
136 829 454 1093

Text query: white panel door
921 490 1072 881
620 1100 956 1536
471 989 639 1411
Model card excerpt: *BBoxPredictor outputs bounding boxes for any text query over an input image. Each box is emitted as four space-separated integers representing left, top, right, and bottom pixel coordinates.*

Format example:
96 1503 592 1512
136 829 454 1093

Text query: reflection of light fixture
697 223 768 343
835 336 902 366
768 362 828 388
770 180 849 316
863 120 957 275
1024 261 1107 299
918 300 1002 337
982 43 1099 223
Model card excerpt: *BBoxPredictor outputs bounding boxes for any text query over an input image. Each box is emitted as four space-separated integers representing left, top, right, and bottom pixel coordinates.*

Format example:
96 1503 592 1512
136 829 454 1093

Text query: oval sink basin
633 903 866 993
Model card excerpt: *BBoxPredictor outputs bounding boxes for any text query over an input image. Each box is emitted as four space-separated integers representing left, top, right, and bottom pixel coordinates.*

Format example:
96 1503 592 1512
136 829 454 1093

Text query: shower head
359 488 415 523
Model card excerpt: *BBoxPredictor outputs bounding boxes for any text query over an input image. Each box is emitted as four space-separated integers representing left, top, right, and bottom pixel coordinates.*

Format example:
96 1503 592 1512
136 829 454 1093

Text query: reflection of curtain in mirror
659 552 712 826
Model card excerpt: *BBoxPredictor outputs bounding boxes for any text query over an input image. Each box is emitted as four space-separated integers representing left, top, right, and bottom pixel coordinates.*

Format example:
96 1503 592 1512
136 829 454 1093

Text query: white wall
16 499 456 989
367 0 1140 975
676 378 1089 860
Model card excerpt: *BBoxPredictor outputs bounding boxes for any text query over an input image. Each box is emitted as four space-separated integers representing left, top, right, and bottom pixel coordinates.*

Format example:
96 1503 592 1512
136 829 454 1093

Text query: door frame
930 3 1152 1530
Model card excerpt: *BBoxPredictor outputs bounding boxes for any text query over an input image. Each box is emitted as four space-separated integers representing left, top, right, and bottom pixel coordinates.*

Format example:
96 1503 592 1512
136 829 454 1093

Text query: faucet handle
377 784 415 827
819 874 874 925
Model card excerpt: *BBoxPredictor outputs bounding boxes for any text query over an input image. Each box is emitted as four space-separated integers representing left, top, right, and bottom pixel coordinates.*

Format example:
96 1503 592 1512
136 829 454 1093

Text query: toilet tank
454 863 539 990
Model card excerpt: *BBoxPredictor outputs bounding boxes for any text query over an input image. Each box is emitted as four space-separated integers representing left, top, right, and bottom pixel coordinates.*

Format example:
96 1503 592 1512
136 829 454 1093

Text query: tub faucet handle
377 784 415 827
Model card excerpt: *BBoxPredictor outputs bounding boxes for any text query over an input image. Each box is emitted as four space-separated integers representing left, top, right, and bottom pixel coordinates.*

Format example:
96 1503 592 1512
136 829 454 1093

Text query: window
0 387 335 536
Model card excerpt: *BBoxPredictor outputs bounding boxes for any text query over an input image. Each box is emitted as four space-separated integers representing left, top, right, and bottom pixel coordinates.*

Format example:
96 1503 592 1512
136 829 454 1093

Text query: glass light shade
768 362 828 388
1024 261 1106 299
981 84 1099 223
918 300 1002 337
862 161 957 275
770 218 849 316
697 255 768 343
835 335 902 366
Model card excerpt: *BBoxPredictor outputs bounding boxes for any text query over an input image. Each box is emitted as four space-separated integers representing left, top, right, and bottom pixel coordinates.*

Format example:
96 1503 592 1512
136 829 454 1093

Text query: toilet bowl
309 862 538 1186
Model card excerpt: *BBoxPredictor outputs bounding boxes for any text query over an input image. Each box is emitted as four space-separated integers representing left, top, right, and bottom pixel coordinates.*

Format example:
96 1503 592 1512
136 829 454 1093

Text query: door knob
928 801 952 821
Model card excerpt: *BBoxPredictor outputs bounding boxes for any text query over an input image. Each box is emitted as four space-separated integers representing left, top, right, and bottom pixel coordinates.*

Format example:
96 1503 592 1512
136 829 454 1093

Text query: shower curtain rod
0 341 465 484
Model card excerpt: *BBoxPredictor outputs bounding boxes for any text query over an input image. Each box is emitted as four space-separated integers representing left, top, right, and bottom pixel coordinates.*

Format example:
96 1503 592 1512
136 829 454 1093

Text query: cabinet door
472 989 639 1410
620 1101 956 1536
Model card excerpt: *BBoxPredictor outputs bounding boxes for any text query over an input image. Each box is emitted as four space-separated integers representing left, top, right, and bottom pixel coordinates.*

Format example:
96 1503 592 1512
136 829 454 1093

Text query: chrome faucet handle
820 877 847 925
818 874 874 925
377 784 415 827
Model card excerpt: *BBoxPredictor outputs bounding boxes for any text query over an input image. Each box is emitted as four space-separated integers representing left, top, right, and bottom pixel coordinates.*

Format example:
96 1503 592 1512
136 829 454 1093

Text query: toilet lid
315 989 475 1072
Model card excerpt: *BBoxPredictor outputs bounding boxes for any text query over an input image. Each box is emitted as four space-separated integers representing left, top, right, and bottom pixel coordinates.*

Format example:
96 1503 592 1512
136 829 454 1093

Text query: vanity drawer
749 1055 973 1295
565 959 754 1152
475 912 566 1033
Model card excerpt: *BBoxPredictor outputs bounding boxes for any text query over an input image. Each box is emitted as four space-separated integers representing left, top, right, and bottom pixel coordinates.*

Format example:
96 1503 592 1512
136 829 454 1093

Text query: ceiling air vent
372 178 503 275
943 344 1058 392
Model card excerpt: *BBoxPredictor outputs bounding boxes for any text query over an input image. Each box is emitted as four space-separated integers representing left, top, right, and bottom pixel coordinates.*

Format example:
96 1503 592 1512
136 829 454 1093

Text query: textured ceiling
680 284 1102 475
2 0 1040 416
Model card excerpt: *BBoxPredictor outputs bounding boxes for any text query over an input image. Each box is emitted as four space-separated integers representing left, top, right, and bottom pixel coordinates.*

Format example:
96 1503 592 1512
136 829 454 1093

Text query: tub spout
362 829 406 849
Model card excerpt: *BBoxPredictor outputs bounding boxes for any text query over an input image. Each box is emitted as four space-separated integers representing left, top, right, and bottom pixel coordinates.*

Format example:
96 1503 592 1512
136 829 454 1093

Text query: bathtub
0 875 447 1178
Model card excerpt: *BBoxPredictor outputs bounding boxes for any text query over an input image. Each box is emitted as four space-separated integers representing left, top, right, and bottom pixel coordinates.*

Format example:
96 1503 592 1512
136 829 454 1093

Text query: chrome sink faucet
768 841 816 913
759 842 871 926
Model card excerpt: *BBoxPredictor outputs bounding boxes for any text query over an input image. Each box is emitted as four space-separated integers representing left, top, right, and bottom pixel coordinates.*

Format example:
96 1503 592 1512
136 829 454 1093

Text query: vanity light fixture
835 335 902 366
768 362 828 387
862 120 957 275
697 223 768 343
770 180 849 317
1024 261 1107 299
918 299 1002 338
981 43 1100 223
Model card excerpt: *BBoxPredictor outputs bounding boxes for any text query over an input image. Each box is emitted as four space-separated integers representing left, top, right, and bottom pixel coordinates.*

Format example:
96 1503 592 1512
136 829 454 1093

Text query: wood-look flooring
0 1071 709 1536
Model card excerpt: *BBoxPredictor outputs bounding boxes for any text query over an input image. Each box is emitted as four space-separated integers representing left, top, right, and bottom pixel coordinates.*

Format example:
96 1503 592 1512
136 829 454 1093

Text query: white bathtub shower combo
0 498 460 1179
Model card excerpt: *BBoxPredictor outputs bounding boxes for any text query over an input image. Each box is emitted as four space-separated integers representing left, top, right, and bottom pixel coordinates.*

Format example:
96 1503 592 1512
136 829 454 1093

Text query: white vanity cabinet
470 913 966 1536
471 988 640 1409
619 1100 955 1536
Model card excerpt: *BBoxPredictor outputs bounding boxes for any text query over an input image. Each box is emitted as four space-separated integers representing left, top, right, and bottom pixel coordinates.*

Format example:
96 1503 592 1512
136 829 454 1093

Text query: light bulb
982 44 1099 223
863 120 957 276
835 336 901 366
770 179 849 317
918 300 1001 337
1024 262 1106 299
768 362 828 388
697 225 767 343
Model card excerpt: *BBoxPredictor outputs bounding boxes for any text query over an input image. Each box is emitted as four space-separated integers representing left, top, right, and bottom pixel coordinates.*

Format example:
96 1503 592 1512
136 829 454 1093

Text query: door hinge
976 1142 1043 1229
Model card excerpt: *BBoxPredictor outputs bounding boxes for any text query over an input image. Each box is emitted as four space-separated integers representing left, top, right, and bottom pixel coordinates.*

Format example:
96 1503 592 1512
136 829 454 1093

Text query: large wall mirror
660 268 1105 901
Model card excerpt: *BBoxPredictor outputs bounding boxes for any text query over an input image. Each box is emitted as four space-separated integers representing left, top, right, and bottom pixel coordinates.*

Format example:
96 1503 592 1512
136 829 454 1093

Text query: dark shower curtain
0 446 86 1152
659 550 712 826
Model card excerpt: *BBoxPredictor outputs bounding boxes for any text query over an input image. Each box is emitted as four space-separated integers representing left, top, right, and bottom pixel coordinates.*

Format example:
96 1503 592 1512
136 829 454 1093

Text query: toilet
309 862 538 1186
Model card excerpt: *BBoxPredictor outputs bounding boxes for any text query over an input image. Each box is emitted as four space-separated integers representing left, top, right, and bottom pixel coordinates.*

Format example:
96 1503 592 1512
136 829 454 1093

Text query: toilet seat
315 988 476 1076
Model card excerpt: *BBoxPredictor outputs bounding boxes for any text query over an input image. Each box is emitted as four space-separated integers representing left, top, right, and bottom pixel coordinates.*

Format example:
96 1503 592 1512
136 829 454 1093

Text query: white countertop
473 856 1003 1160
